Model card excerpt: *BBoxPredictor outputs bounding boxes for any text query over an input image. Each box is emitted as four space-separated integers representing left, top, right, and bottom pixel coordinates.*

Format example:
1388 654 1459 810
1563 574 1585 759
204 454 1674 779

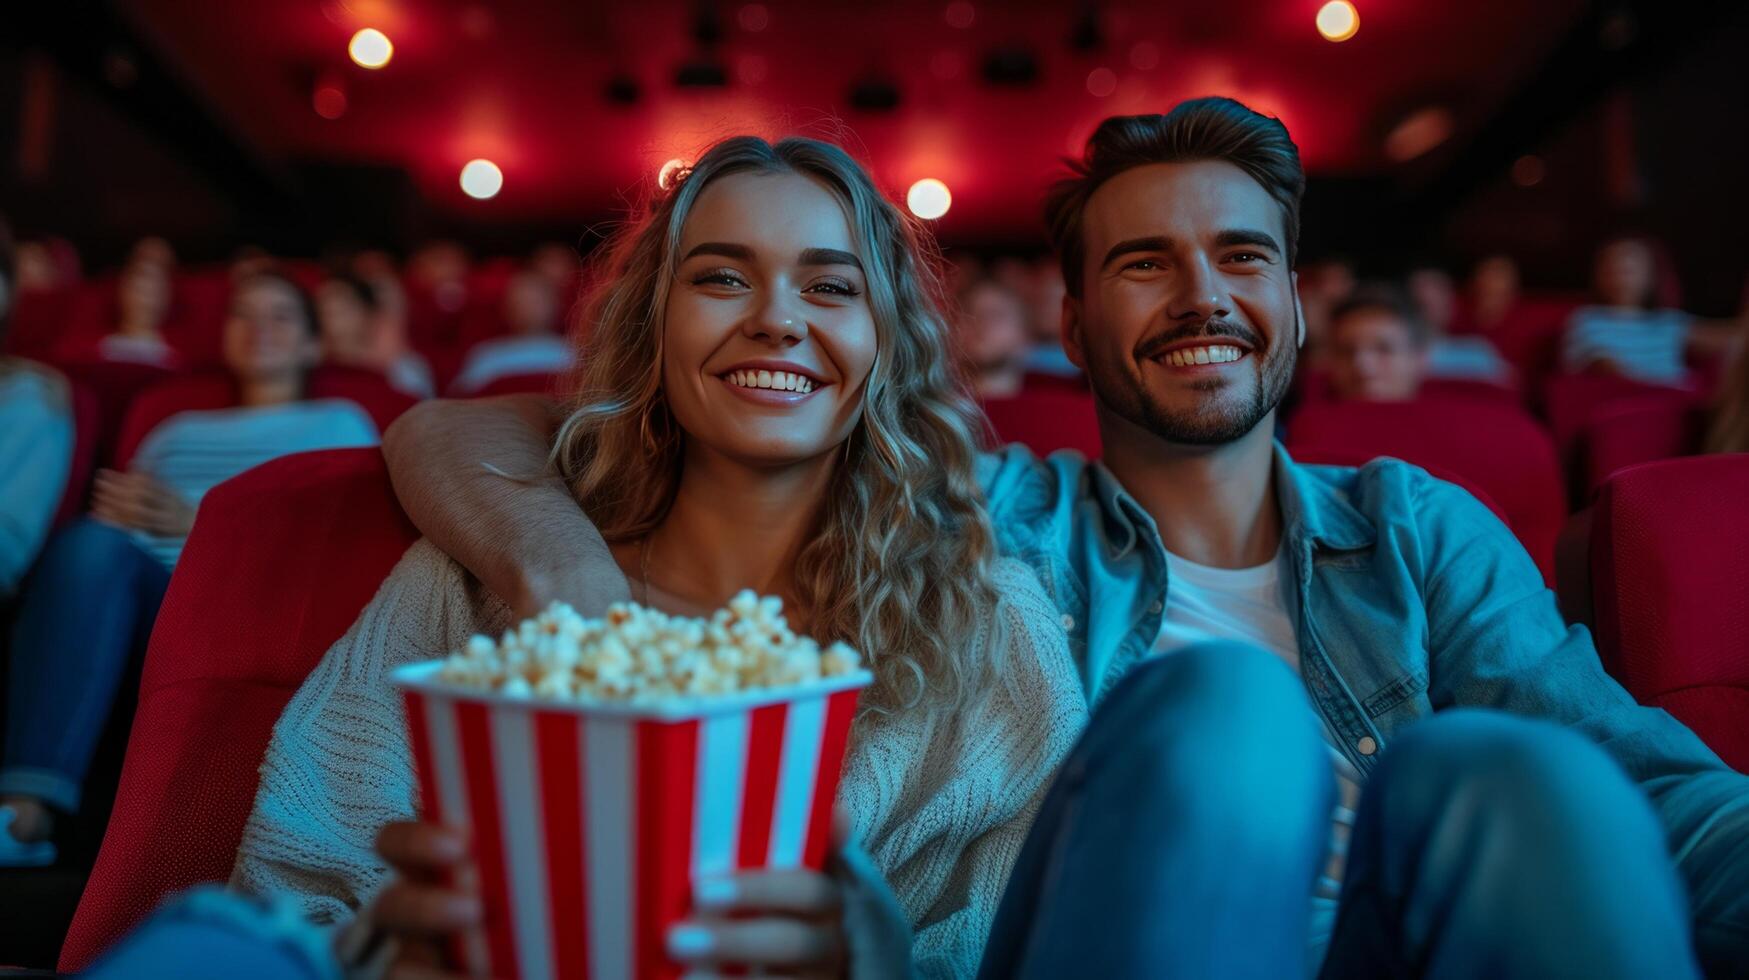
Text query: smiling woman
231 134 1087 980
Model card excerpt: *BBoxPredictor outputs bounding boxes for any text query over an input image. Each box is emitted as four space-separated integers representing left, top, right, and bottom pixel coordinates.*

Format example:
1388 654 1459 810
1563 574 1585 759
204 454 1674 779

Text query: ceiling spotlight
1316 1 1359 43
460 159 503 200
348 28 394 69
907 178 952 220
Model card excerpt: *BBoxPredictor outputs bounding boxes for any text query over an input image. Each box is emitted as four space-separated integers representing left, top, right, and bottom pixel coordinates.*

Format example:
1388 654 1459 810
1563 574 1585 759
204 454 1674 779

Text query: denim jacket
977 442 1749 963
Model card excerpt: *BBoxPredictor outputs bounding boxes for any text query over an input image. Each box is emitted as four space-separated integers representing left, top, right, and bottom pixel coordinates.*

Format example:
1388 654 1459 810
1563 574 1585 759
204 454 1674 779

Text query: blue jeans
1 518 171 813
978 642 1702 980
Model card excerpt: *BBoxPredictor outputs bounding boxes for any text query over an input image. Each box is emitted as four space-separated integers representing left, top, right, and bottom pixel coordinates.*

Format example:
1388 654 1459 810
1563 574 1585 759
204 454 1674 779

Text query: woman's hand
354 821 482 980
667 867 848 977
90 469 197 537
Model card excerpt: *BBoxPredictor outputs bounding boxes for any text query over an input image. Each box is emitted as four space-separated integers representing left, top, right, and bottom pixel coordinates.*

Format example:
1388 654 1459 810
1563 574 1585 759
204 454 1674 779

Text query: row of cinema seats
46 445 1749 971
4 259 581 394
29 362 420 530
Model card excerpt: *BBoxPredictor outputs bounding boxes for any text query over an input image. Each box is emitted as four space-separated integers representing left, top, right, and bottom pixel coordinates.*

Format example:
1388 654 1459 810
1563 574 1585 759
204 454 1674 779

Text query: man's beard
1087 313 1299 446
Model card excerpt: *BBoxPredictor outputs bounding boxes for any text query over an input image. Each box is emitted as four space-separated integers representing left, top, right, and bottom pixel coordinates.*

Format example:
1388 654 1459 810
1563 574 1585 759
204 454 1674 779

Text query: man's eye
1124 259 1160 271
1228 252 1267 264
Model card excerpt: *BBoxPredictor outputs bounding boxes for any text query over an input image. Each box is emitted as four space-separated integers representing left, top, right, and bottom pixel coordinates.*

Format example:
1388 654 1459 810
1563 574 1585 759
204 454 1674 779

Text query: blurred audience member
90 247 181 368
1022 255 1079 377
316 274 434 398
1325 286 1428 402
1296 256 1357 353
1408 261 1513 384
448 267 573 394
1463 254 1522 334
958 276 1032 399
0 217 75 595
13 238 81 293
229 245 276 284
528 241 579 294
0 271 379 866
408 240 470 314
1562 235 1744 387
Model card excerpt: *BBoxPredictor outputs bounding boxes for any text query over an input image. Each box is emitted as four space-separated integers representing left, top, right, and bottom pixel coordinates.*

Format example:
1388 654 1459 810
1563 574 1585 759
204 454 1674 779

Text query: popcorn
438 590 863 702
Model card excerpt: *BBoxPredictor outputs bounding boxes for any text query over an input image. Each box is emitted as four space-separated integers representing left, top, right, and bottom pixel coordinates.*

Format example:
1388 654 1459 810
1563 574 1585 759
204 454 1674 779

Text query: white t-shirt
1152 546 1361 961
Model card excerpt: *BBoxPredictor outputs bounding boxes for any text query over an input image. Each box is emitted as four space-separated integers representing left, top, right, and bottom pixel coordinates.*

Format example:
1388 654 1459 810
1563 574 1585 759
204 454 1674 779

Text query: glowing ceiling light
459 159 503 200
349 28 394 69
906 178 952 220
1316 1 1359 42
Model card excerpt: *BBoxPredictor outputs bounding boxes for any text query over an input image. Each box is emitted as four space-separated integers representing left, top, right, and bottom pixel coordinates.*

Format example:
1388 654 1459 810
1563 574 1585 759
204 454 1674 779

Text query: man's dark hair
323 272 380 313
1330 283 1430 349
1044 97 1305 299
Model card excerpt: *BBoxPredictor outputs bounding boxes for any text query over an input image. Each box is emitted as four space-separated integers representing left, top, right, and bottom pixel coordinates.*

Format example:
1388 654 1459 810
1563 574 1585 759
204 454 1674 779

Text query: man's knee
1078 642 1333 842
1373 710 1655 837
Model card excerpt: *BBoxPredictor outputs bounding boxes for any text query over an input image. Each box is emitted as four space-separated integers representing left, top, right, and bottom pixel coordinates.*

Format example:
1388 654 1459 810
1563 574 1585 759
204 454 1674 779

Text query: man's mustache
1134 319 1264 361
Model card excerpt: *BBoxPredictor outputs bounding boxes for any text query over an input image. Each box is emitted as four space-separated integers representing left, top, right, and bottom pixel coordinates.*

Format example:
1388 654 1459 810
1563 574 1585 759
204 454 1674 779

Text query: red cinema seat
1542 372 1701 453
1567 456 1749 772
1286 399 1565 583
3 287 77 360
53 379 101 526
50 359 180 469
981 388 1103 458
1578 399 1708 495
306 365 421 432
57 448 420 971
1418 377 1522 408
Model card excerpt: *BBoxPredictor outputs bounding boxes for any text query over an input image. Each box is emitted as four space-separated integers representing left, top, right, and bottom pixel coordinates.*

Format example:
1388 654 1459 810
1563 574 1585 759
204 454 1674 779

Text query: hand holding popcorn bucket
391 593 872 980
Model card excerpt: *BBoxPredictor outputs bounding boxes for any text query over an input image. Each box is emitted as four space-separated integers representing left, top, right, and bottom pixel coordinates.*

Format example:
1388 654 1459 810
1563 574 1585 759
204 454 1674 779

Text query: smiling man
378 99 1748 979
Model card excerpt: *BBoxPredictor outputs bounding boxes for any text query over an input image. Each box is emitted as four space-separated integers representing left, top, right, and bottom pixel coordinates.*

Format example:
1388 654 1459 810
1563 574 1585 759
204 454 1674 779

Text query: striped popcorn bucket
391 661 872 980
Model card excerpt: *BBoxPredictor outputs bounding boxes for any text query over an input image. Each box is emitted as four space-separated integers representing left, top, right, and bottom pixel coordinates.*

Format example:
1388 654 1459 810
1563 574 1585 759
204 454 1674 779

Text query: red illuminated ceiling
123 0 1585 238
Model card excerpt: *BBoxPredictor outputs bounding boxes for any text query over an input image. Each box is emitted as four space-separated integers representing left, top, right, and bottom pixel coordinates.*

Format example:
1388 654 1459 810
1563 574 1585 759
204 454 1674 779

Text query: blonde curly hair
552 135 1001 711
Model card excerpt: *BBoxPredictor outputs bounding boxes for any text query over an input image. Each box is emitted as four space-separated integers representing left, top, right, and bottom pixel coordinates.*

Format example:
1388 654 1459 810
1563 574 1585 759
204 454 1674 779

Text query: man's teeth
725 369 816 393
1160 345 1244 367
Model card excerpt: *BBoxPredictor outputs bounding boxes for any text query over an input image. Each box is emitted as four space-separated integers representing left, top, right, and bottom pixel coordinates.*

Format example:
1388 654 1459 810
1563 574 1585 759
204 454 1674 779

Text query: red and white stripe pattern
400 678 864 980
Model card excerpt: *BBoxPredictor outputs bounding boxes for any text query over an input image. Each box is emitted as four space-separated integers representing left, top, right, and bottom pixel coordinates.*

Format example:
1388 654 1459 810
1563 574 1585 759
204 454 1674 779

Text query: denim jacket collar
1090 443 1376 561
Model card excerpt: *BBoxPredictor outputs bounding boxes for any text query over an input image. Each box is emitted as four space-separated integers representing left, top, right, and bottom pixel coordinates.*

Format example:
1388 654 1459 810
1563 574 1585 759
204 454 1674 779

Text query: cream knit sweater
230 540 1087 978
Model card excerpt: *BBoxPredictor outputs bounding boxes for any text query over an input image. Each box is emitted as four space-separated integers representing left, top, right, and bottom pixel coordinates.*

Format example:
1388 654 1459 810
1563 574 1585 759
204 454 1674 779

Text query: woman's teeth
725 369 816 393
1160 344 1244 367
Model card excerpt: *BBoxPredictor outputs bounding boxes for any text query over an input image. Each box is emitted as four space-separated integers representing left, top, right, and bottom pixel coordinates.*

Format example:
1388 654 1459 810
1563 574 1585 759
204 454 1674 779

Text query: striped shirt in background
128 399 380 568
1561 306 1692 386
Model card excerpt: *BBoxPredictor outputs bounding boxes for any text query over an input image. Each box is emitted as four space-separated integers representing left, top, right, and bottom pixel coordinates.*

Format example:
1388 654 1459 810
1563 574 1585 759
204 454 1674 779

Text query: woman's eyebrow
799 247 863 271
683 242 755 261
